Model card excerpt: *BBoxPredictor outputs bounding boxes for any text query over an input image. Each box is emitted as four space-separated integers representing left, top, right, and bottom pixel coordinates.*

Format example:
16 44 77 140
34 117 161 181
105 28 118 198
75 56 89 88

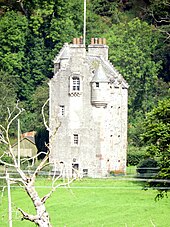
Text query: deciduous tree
141 98 170 199
106 18 162 117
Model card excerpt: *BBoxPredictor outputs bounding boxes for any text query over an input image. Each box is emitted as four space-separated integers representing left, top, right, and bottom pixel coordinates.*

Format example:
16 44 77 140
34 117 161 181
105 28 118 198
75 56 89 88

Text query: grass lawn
0 178 169 227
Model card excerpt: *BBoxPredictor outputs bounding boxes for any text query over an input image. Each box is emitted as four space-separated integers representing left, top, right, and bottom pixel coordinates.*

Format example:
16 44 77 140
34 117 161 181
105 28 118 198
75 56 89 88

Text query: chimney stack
88 38 108 60
72 37 84 45
90 38 106 45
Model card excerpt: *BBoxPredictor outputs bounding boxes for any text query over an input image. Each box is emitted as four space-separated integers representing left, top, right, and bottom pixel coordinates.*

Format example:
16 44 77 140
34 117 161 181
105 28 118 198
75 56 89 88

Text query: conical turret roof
92 64 109 82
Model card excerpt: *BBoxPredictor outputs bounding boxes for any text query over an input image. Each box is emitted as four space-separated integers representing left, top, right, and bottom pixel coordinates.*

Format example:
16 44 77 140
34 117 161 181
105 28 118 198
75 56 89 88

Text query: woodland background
0 0 169 154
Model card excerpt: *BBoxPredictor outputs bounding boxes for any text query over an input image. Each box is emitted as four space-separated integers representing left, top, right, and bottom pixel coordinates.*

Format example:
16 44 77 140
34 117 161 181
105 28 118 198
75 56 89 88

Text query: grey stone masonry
49 37 128 178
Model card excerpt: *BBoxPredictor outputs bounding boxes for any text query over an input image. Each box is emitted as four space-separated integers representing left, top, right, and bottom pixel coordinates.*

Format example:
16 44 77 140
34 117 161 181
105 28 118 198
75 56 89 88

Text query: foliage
136 158 159 177
91 0 119 17
0 0 169 155
127 146 146 166
0 154 13 165
0 143 14 166
128 79 169 147
0 70 17 129
20 82 49 132
141 98 170 198
143 0 170 82
106 18 162 117
0 11 28 77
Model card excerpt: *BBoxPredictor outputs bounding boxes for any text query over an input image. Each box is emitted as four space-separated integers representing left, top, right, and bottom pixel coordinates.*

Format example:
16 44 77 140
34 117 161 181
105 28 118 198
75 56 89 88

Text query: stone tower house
49 38 128 177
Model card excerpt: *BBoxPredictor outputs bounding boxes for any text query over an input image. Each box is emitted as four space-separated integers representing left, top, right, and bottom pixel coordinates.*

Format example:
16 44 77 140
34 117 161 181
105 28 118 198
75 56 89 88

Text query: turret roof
92 64 109 82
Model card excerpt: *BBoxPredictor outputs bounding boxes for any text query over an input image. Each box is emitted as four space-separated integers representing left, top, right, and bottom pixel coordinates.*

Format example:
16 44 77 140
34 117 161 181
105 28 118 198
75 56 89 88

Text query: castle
49 37 128 177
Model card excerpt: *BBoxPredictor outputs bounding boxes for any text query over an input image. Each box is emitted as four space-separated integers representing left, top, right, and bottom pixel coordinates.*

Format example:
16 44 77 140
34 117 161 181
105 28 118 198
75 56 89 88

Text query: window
73 134 79 145
83 169 88 177
60 105 65 116
96 82 99 88
69 73 82 96
72 77 80 91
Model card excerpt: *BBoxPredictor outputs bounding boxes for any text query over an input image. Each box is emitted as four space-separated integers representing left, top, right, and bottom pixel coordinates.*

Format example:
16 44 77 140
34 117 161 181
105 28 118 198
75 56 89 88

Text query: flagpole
18 119 20 168
83 0 86 45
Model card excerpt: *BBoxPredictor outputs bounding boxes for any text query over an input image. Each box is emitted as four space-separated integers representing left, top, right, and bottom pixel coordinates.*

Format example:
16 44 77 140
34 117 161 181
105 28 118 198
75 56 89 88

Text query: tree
143 0 170 82
0 102 77 226
0 11 28 97
0 70 18 135
20 82 49 132
106 18 162 116
141 98 170 199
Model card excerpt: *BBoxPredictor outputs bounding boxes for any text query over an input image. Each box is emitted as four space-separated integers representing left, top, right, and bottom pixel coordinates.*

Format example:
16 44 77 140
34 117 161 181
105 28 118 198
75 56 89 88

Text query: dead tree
0 101 76 227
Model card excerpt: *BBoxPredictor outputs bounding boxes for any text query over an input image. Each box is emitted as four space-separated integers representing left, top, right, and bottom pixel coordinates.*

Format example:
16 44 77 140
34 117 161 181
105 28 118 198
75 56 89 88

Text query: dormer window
69 73 82 96
73 77 80 91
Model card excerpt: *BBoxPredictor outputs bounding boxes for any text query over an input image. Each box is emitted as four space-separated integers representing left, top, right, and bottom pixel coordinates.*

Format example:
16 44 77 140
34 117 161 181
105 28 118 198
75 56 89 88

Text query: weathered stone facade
49 38 128 177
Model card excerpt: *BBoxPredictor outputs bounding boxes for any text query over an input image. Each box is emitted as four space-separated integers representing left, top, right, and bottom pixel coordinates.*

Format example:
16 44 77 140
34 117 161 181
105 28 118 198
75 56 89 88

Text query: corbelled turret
91 64 109 107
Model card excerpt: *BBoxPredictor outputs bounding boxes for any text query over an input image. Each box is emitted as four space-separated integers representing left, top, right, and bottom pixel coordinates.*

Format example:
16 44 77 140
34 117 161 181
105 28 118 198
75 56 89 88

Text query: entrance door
72 163 79 177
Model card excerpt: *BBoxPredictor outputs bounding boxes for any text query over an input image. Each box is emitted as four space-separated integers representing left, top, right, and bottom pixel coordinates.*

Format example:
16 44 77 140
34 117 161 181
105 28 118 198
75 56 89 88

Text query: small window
96 82 99 88
83 169 88 177
60 105 65 116
73 134 79 145
72 77 80 91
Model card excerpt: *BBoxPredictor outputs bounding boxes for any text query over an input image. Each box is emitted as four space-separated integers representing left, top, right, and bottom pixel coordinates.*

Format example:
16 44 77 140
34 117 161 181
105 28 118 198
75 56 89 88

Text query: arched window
72 77 80 91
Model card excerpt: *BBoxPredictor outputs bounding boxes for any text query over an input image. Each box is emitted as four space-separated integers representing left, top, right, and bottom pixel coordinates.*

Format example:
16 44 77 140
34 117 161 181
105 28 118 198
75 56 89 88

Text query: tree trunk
19 179 52 227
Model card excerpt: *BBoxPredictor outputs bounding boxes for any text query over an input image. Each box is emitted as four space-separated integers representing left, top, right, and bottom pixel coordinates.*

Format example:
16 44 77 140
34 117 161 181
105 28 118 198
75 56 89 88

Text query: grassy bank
0 178 169 227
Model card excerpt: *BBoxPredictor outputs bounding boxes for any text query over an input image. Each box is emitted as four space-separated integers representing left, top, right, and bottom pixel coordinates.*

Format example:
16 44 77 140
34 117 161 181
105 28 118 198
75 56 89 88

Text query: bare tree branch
18 208 38 222
16 0 28 16
42 98 50 132
0 101 77 226
150 219 156 227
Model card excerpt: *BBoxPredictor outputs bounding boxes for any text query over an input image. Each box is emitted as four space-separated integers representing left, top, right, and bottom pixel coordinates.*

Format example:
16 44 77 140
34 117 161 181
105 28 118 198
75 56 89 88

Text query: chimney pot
80 36 83 44
73 38 76 44
95 38 98 44
102 38 106 45
99 38 102 44
91 38 95 45
76 38 80 44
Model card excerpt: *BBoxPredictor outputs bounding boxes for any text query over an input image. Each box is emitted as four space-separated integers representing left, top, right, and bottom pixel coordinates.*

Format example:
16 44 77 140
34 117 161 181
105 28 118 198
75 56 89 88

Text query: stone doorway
72 163 79 177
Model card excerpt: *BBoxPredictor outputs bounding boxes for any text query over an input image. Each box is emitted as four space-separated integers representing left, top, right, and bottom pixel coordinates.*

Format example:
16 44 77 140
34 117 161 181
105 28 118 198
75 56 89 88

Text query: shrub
0 150 13 165
136 158 159 178
127 146 146 166
1 155 13 164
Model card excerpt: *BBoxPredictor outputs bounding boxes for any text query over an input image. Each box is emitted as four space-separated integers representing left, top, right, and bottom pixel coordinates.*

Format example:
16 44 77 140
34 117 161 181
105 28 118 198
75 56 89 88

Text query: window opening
73 134 79 145
60 105 65 116
73 77 80 91
96 82 99 88
83 169 88 177
72 163 79 177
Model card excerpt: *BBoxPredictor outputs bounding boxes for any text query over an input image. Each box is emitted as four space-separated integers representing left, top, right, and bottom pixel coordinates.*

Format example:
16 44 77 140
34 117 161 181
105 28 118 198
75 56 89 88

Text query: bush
0 149 13 165
127 146 146 166
0 178 6 190
136 158 159 178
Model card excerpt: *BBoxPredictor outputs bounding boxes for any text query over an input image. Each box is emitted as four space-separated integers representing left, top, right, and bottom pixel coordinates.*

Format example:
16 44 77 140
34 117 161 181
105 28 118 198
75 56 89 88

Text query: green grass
0 178 169 227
